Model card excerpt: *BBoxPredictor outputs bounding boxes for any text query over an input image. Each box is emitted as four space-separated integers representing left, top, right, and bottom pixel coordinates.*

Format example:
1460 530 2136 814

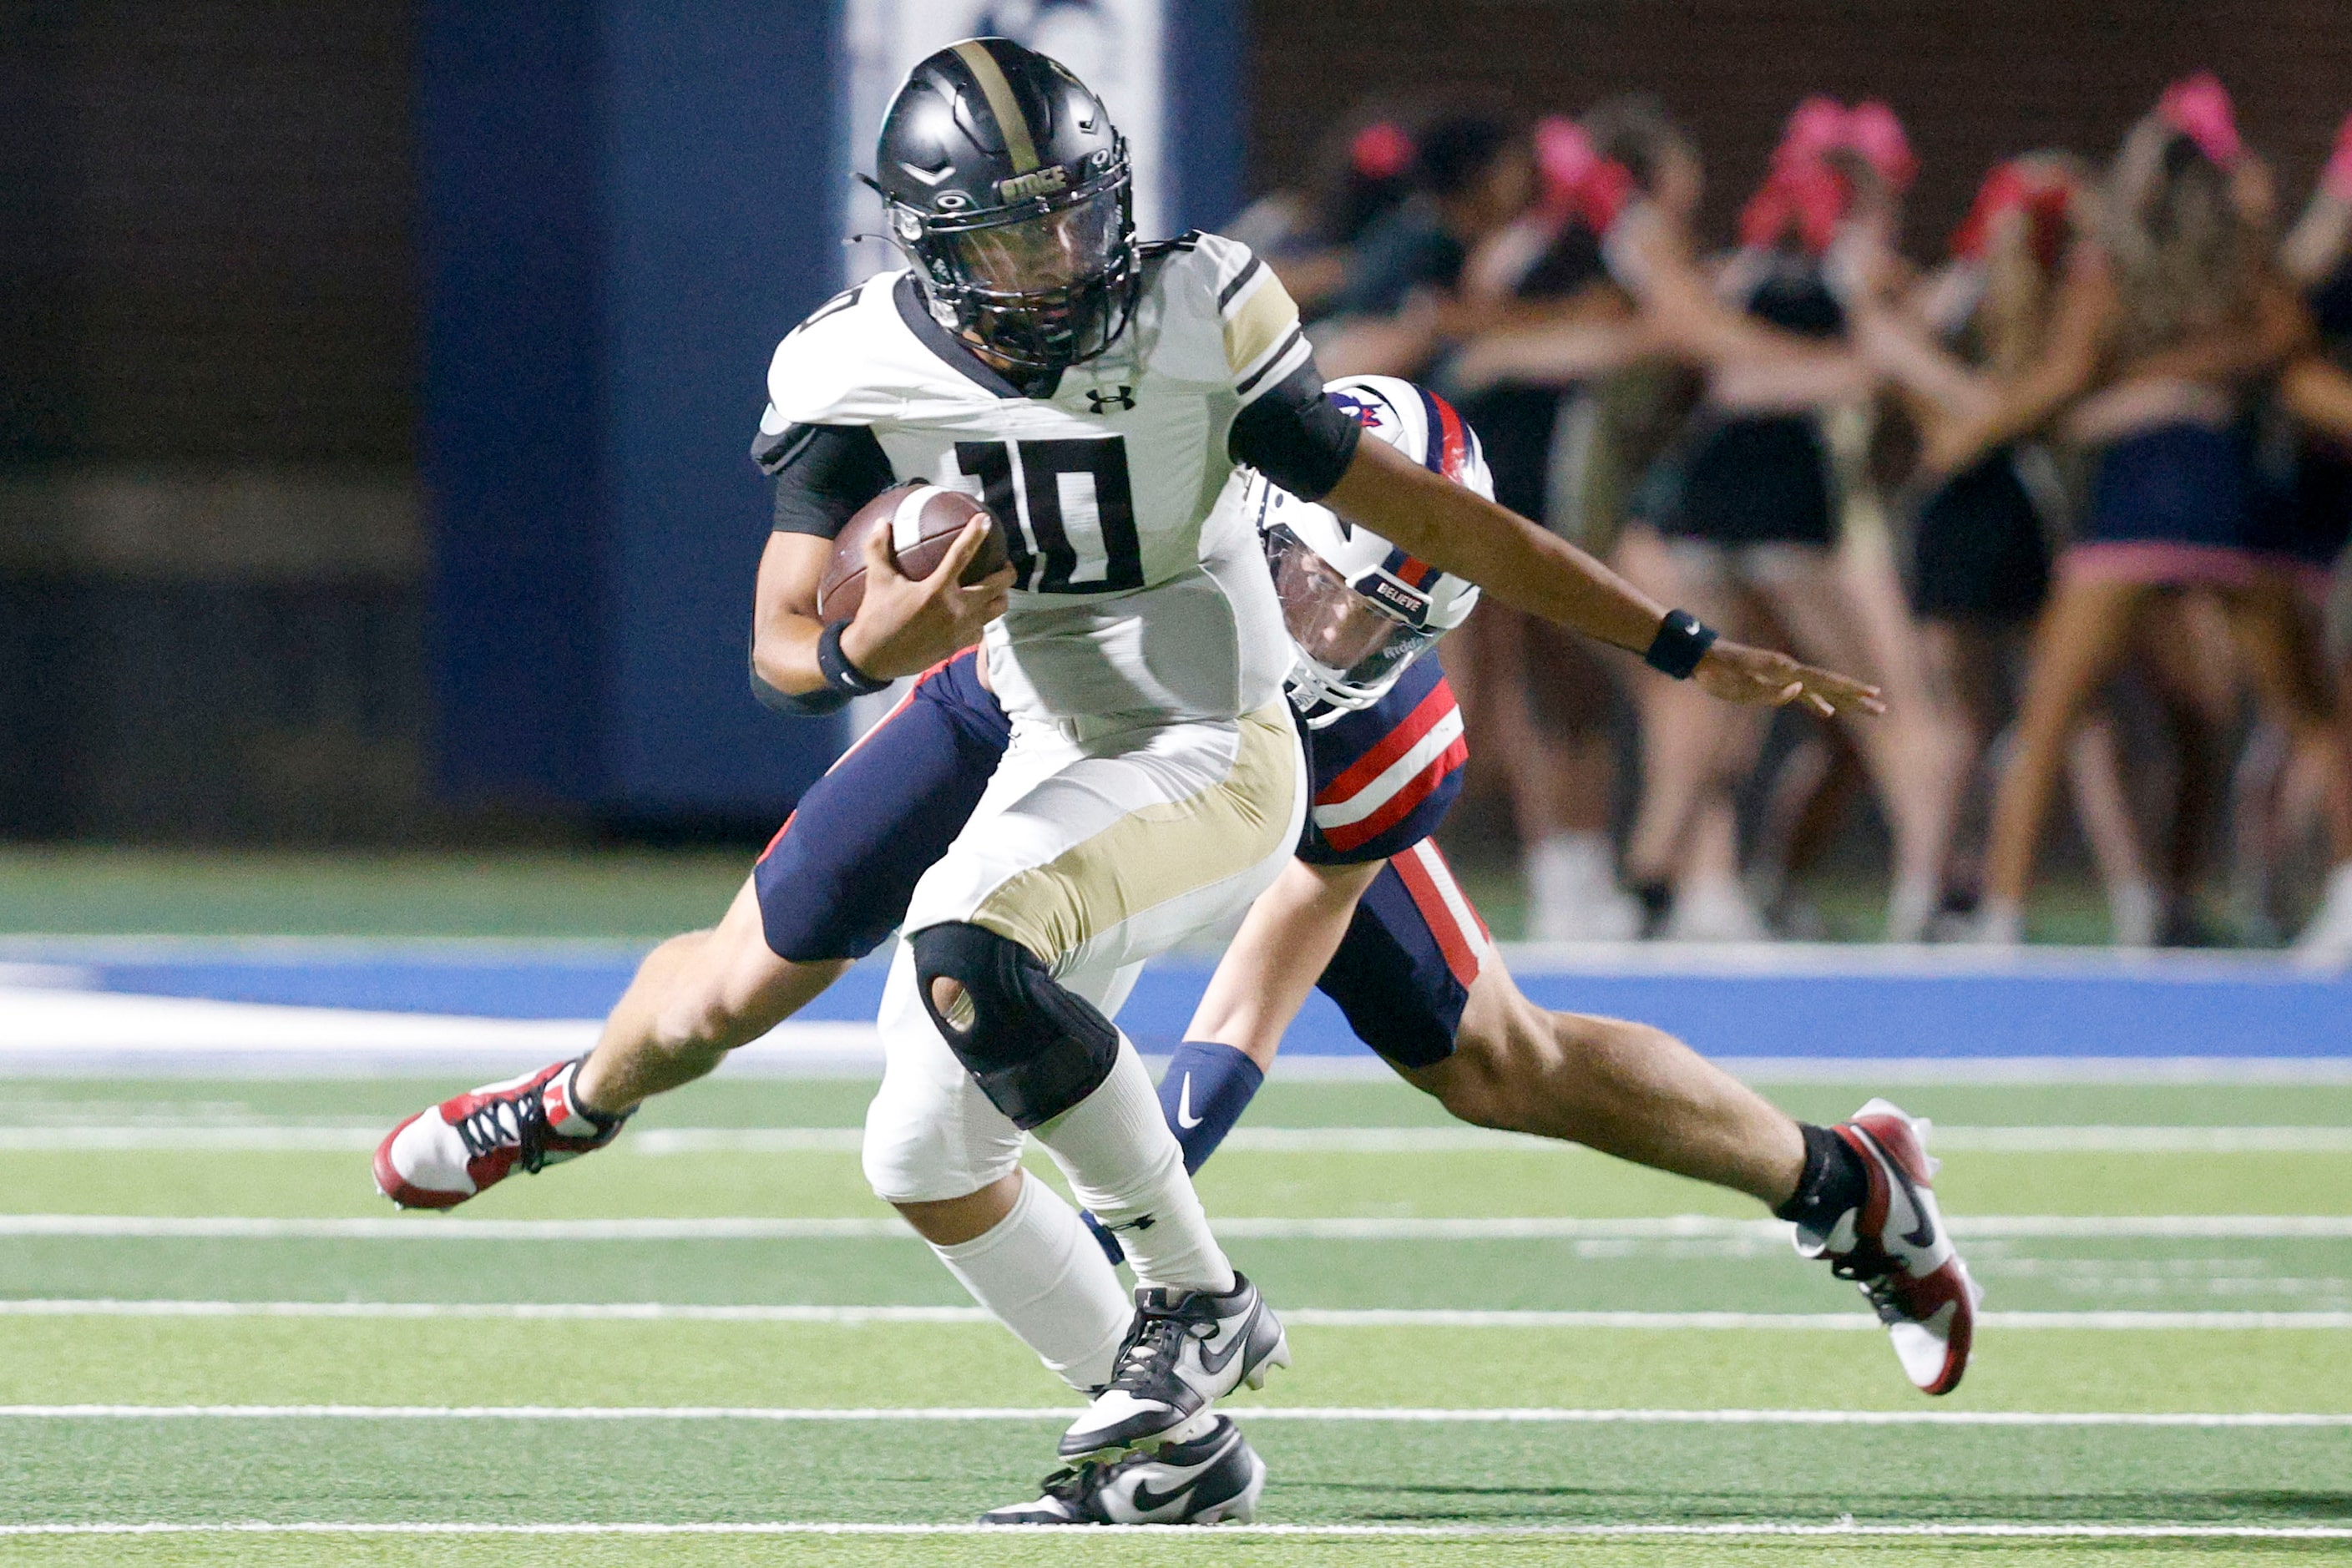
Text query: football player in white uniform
748 38 1879 1465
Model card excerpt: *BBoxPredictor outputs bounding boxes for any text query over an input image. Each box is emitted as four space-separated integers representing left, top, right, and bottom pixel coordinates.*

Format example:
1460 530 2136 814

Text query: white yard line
1 1404 2345 1428
7 1123 2349 1153
0 1215 917 1238
7 1213 2348 1240
0 1522 2346 1540
631 1124 2352 1155
5 1299 2349 1330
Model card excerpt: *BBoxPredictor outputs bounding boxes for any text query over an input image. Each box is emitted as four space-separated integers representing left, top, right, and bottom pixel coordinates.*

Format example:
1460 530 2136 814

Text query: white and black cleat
1794 1098 1985 1395
1059 1273 1288 1462
981 1415 1266 1525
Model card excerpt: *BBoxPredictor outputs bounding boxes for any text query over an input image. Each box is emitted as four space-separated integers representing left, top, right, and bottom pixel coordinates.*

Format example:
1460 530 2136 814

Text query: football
817 483 1010 623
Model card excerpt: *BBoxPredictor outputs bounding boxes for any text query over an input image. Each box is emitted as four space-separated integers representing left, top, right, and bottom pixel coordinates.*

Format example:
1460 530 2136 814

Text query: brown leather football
816 483 1010 623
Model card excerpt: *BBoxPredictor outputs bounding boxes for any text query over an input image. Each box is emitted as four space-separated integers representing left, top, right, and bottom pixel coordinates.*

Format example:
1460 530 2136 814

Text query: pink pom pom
1350 121 1415 182
1741 164 1846 255
1846 100 1917 191
1776 95 1849 171
1535 115 1597 210
2325 112 2352 203
2157 71 2244 168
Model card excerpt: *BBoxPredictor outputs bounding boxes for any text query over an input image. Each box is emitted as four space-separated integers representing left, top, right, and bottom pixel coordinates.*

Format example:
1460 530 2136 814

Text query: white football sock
1526 832 1640 943
2107 879 2161 949
929 1171 1131 1393
1885 874 1939 945
1971 897 2025 947
1034 1035 1236 1296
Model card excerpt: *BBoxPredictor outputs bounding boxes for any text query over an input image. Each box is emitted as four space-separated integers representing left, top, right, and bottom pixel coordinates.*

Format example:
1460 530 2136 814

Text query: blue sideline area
3 941 2346 1063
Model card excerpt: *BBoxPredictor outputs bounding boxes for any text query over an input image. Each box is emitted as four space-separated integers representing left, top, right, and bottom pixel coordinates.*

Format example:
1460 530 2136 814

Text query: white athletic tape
0 1523 2344 1540
5 1300 2349 1330
5 1213 2349 1240
2 1404 2344 1427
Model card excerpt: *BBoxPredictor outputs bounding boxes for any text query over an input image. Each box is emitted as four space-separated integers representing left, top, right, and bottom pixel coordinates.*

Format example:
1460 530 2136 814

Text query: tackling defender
382 38 1893 1517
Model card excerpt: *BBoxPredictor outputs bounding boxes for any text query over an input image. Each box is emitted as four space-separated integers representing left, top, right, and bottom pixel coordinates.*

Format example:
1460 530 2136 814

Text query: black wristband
816 620 893 697
1644 609 1717 680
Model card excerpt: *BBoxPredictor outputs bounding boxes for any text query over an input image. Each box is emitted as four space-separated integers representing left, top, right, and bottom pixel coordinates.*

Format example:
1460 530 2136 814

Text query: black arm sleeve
752 422 896 538
1227 362 1363 502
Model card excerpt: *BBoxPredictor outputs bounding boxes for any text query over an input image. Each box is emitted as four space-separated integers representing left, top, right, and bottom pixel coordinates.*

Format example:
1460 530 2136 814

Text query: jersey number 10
953 438 1143 595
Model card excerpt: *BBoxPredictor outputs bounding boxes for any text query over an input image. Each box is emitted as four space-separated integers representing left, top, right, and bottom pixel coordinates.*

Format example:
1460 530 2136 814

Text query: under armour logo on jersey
1086 385 1136 413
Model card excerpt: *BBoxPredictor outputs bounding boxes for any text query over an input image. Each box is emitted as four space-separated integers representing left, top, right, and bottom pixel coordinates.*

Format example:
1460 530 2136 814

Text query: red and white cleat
1793 1098 1983 1395
372 1057 628 1211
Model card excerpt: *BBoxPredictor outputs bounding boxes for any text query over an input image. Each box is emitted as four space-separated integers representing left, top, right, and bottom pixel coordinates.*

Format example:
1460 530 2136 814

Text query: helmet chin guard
873 38 1137 375
1249 376 1491 726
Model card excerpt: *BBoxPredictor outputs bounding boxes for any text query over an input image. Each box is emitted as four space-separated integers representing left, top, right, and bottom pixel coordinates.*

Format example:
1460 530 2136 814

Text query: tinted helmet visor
1267 527 1438 716
922 180 1134 372
942 187 1125 295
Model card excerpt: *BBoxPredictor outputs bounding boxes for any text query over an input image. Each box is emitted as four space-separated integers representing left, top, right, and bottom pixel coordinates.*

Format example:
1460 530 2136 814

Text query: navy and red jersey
1296 657 1467 865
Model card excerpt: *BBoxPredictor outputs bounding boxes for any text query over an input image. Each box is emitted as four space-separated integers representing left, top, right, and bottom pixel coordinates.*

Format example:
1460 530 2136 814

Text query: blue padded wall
599 2 846 812
422 1 1243 818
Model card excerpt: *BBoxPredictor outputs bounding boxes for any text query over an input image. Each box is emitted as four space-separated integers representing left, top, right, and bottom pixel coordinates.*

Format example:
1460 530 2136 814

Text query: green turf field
2 1073 2346 1565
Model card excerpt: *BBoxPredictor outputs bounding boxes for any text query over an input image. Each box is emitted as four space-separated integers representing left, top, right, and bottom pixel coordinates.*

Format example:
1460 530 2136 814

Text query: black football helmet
873 37 1136 374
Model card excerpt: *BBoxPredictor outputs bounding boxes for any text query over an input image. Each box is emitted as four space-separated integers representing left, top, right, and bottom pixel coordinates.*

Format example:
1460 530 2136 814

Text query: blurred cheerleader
1843 156 2163 943
1436 117 1661 939
1930 76 2343 944
2265 111 2352 959
1595 97 1956 940
1224 108 1420 318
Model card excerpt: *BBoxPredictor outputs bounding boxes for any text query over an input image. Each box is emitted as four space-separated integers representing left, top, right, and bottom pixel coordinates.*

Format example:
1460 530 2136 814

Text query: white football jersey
758 233 1309 726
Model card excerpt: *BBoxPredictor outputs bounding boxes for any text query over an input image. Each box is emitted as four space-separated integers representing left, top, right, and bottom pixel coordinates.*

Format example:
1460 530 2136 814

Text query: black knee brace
909 922 1121 1129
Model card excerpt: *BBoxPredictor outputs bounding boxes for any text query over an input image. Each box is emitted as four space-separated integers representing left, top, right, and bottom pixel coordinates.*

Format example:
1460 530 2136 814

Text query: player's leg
1335 842 1978 1393
879 704 1304 1457
371 878 833 1210
862 943 1135 1395
375 652 1006 1209
1420 960 1808 1206
577 878 846 1112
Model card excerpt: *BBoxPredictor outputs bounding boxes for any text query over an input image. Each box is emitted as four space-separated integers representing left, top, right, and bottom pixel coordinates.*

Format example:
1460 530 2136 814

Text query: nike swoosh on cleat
1864 1128 1940 1252
1127 1435 1236 1513
1127 1478 1197 1515
1176 1075 1204 1130
1194 1301 1260 1378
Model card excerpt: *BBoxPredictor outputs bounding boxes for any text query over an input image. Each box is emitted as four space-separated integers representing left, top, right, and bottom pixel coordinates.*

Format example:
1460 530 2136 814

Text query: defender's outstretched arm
1323 437 1884 718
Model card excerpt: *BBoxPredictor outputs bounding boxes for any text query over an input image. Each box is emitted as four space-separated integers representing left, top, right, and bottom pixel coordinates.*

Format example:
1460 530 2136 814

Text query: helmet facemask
1266 524 1444 728
897 154 1138 374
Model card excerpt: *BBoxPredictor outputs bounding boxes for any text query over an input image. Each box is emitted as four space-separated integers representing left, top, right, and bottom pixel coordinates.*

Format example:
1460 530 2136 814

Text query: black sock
1772 1123 1869 1233
560 1057 626 1128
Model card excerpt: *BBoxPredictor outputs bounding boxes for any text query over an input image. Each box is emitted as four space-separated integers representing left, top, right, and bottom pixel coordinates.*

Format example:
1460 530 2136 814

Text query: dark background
3 0 2348 846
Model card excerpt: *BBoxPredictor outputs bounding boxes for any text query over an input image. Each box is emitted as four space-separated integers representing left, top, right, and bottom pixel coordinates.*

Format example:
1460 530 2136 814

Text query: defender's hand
1692 640 1885 719
839 518 1014 680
